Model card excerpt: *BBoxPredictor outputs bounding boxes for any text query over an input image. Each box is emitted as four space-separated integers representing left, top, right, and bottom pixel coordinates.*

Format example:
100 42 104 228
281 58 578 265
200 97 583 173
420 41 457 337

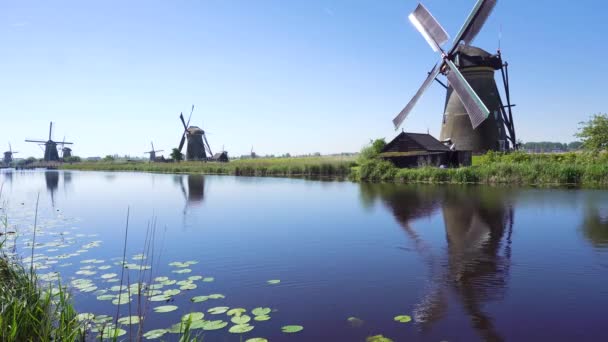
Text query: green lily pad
188 275 203 281
202 320 228 330
76 313 95 321
231 315 251 324
117 315 141 325
191 295 209 303
251 307 271 316
246 339 268 342
98 327 126 338
253 315 270 321
148 284 164 290
110 285 127 292
163 289 181 296
101 273 117 279
143 329 167 340
144 290 162 297
153 305 178 313
366 335 394 342
177 280 192 286
172 268 191 274
181 312 205 322
282 325 303 333
208 306 230 314
154 276 169 282
229 324 254 333
202 277 214 282
267 279 280 285
149 294 171 302
227 308 246 316
394 315 412 323
188 320 208 330
161 280 176 286
208 293 225 299
96 294 116 301
180 283 197 290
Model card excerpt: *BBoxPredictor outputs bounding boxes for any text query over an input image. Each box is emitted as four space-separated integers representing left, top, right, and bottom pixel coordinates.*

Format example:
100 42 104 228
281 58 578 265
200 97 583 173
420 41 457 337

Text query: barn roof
381 132 449 156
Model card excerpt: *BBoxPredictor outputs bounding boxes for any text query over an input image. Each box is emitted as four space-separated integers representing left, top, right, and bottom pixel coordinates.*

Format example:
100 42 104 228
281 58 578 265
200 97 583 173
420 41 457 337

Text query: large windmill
25 122 74 162
144 142 164 162
393 0 516 152
3 143 18 166
177 105 213 161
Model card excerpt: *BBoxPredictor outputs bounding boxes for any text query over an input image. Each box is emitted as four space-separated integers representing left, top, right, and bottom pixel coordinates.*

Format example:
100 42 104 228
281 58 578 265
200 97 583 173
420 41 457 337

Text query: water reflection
45 171 59 206
174 174 206 211
581 205 608 248
361 185 513 342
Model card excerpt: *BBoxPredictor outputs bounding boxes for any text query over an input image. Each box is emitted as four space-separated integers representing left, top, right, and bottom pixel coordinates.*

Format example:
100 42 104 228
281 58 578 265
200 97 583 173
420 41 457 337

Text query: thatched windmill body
393 0 516 152
177 105 213 161
144 142 164 161
3 143 18 166
25 122 73 162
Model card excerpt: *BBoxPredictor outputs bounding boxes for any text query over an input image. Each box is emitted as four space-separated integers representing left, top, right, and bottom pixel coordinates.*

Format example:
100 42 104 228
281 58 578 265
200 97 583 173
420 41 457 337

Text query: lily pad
282 325 303 333
208 306 230 314
163 289 181 296
117 316 141 325
394 315 412 323
191 295 209 303
180 283 197 291
202 277 214 282
208 293 225 299
149 294 171 302
231 315 251 324
347 316 364 327
229 324 254 333
267 279 280 285
182 312 205 322
76 313 95 321
254 315 270 321
172 268 191 274
246 339 268 342
101 273 117 279
153 305 178 313
154 276 169 282
188 275 203 281
366 335 394 342
202 320 228 330
251 307 271 316
98 327 126 338
143 329 167 340
227 308 246 316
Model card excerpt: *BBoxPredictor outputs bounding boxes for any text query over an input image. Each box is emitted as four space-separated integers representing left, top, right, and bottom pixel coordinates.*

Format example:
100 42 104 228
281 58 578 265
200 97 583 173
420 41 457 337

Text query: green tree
170 148 183 162
358 138 386 162
575 113 608 150
102 155 115 162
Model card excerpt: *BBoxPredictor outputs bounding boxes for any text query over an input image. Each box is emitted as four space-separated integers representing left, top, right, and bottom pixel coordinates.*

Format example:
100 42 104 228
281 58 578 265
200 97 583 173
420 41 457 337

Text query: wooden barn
212 151 229 163
379 132 471 168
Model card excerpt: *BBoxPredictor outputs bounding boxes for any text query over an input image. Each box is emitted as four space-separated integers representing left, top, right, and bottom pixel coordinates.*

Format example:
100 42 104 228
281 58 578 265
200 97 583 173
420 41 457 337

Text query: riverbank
58 152 608 187
60 156 355 177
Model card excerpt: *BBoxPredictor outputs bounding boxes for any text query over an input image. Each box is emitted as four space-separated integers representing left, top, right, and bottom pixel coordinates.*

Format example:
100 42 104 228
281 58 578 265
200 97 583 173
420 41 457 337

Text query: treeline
521 141 583 152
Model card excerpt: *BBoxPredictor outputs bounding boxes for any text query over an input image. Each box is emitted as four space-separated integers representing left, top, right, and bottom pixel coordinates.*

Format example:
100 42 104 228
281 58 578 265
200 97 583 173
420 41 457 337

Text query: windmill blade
444 59 490 129
178 112 188 152
155 150 164 153
151 141 155 152
25 139 47 143
203 134 213 156
449 0 497 54
408 3 450 52
9 142 12 153
48 122 53 141
186 105 194 128
393 62 442 129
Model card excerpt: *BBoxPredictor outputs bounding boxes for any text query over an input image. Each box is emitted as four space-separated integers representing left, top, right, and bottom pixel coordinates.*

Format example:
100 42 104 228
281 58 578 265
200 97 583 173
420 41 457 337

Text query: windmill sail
393 63 442 129
444 59 490 129
408 3 450 52
449 0 497 54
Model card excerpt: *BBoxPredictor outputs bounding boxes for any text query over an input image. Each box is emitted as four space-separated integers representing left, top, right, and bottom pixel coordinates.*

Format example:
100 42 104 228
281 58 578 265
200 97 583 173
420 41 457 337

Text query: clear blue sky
1 0 606 158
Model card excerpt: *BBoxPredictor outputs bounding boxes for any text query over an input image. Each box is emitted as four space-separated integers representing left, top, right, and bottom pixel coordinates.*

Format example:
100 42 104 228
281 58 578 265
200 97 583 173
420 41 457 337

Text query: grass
61 156 355 178
351 150 608 187
0 193 84 342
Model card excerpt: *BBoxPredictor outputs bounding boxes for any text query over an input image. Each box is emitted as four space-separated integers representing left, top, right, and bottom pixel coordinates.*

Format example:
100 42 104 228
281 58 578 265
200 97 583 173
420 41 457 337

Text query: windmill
144 141 164 162
177 105 213 161
25 122 74 161
393 0 516 153
58 136 72 159
3 143 18 166
250 146 257 159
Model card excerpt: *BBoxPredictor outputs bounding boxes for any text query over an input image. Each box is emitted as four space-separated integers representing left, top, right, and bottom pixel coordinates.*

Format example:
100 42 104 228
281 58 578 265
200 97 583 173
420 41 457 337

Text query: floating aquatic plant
153 305 178 313
393 315 412 323
282 325 303 333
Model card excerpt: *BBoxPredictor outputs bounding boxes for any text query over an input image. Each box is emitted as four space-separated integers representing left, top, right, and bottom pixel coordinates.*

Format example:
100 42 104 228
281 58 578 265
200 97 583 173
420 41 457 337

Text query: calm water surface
1 170 607 341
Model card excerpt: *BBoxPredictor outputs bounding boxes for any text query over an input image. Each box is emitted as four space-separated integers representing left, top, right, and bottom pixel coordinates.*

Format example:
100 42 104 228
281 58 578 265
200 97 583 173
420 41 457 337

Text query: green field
60 156 356 178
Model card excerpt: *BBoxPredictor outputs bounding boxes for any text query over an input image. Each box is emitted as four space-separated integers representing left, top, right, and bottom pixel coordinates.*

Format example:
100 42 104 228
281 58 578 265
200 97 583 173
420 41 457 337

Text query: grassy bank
61 156 355 177
352 151 608 186
59 151 608 187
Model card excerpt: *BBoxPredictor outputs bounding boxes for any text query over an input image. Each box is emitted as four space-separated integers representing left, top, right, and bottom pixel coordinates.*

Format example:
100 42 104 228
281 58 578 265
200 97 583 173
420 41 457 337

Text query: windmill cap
187 126 204 135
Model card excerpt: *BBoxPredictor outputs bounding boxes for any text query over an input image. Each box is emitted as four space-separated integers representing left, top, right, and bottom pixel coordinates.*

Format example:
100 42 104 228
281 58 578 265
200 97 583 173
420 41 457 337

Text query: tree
358 138 386 162
575 113 608 150
171 148 183 162
102 155 115 162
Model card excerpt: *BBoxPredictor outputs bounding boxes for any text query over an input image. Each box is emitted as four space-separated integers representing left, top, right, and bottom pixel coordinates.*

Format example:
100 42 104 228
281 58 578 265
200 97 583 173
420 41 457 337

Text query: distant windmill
250 146 257 159
177 105 213 161
3 143 18 166
144 141 164 162
58 136 72 159
25 122 74 161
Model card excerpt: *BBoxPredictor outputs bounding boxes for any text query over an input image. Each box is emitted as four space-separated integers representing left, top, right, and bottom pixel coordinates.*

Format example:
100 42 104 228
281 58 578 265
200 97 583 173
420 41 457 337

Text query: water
1 170 607 341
